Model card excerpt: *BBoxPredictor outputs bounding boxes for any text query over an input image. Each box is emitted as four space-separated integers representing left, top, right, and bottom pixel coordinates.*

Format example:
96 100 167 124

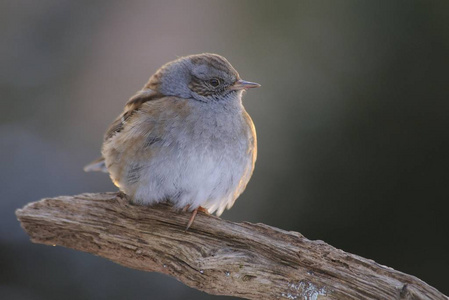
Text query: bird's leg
185 208 198 231
185 206 208 231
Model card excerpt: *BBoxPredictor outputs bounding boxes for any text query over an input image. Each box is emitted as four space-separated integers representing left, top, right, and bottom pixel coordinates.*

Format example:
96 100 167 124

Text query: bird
84 53 259 229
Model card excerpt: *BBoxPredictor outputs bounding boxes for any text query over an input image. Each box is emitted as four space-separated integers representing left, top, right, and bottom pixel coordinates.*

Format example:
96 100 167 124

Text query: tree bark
16 192 447 300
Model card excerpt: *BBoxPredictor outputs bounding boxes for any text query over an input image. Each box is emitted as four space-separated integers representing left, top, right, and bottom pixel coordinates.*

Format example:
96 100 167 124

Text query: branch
16 192 447 300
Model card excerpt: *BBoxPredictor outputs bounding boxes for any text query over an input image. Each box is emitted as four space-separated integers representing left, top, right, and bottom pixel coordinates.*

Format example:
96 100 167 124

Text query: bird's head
146 53 260 102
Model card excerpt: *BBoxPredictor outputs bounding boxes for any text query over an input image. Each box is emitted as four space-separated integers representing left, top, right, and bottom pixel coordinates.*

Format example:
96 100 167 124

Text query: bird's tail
83 157 108 173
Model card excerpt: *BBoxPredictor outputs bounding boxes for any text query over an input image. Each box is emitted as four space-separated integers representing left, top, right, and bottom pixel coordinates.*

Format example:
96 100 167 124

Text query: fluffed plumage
85 53 259 226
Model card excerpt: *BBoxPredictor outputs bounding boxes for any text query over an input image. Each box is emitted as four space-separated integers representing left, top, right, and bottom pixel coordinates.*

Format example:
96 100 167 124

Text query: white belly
108 96 256 216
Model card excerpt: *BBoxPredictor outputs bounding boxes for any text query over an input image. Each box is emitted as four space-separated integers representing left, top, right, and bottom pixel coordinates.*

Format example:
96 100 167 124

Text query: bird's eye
209 78 221 87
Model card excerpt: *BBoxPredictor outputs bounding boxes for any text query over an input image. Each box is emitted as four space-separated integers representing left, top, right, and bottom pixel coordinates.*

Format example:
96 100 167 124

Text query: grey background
1 1 448 299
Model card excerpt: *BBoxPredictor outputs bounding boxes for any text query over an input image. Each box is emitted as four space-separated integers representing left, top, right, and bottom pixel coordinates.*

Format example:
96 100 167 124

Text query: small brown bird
85 53 259 229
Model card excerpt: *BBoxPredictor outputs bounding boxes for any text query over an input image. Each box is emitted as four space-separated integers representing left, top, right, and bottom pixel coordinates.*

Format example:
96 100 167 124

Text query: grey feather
84 157 108 173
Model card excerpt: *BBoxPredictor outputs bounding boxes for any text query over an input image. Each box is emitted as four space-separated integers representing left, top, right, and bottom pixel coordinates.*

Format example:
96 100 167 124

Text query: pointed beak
230 79 261 90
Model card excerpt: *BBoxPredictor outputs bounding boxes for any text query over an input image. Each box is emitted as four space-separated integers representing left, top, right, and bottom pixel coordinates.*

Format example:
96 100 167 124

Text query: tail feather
84 157 108 173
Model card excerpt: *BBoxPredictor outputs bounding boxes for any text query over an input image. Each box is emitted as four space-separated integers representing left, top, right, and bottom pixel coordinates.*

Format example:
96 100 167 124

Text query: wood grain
16 192 447 300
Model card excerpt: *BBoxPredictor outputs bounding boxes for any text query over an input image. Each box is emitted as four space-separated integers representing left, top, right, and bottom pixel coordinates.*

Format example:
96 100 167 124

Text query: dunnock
85 53 259 229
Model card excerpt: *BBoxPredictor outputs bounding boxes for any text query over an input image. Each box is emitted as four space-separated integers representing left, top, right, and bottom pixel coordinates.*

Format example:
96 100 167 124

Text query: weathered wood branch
16 192 446 300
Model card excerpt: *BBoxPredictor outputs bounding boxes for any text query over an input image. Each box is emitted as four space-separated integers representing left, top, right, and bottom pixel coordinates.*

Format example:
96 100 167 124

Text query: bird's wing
84 89 164 172
104 89 164 142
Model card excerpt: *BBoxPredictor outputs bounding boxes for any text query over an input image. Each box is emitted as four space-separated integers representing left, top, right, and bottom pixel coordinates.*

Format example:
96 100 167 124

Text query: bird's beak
230 79 261 90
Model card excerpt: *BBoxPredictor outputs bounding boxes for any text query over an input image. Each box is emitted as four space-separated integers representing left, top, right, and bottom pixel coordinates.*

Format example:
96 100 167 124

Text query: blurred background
1 1 448 299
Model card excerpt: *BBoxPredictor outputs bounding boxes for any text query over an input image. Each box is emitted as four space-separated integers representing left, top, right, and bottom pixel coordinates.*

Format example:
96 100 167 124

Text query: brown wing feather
85 89 165 173
104 89 164 142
